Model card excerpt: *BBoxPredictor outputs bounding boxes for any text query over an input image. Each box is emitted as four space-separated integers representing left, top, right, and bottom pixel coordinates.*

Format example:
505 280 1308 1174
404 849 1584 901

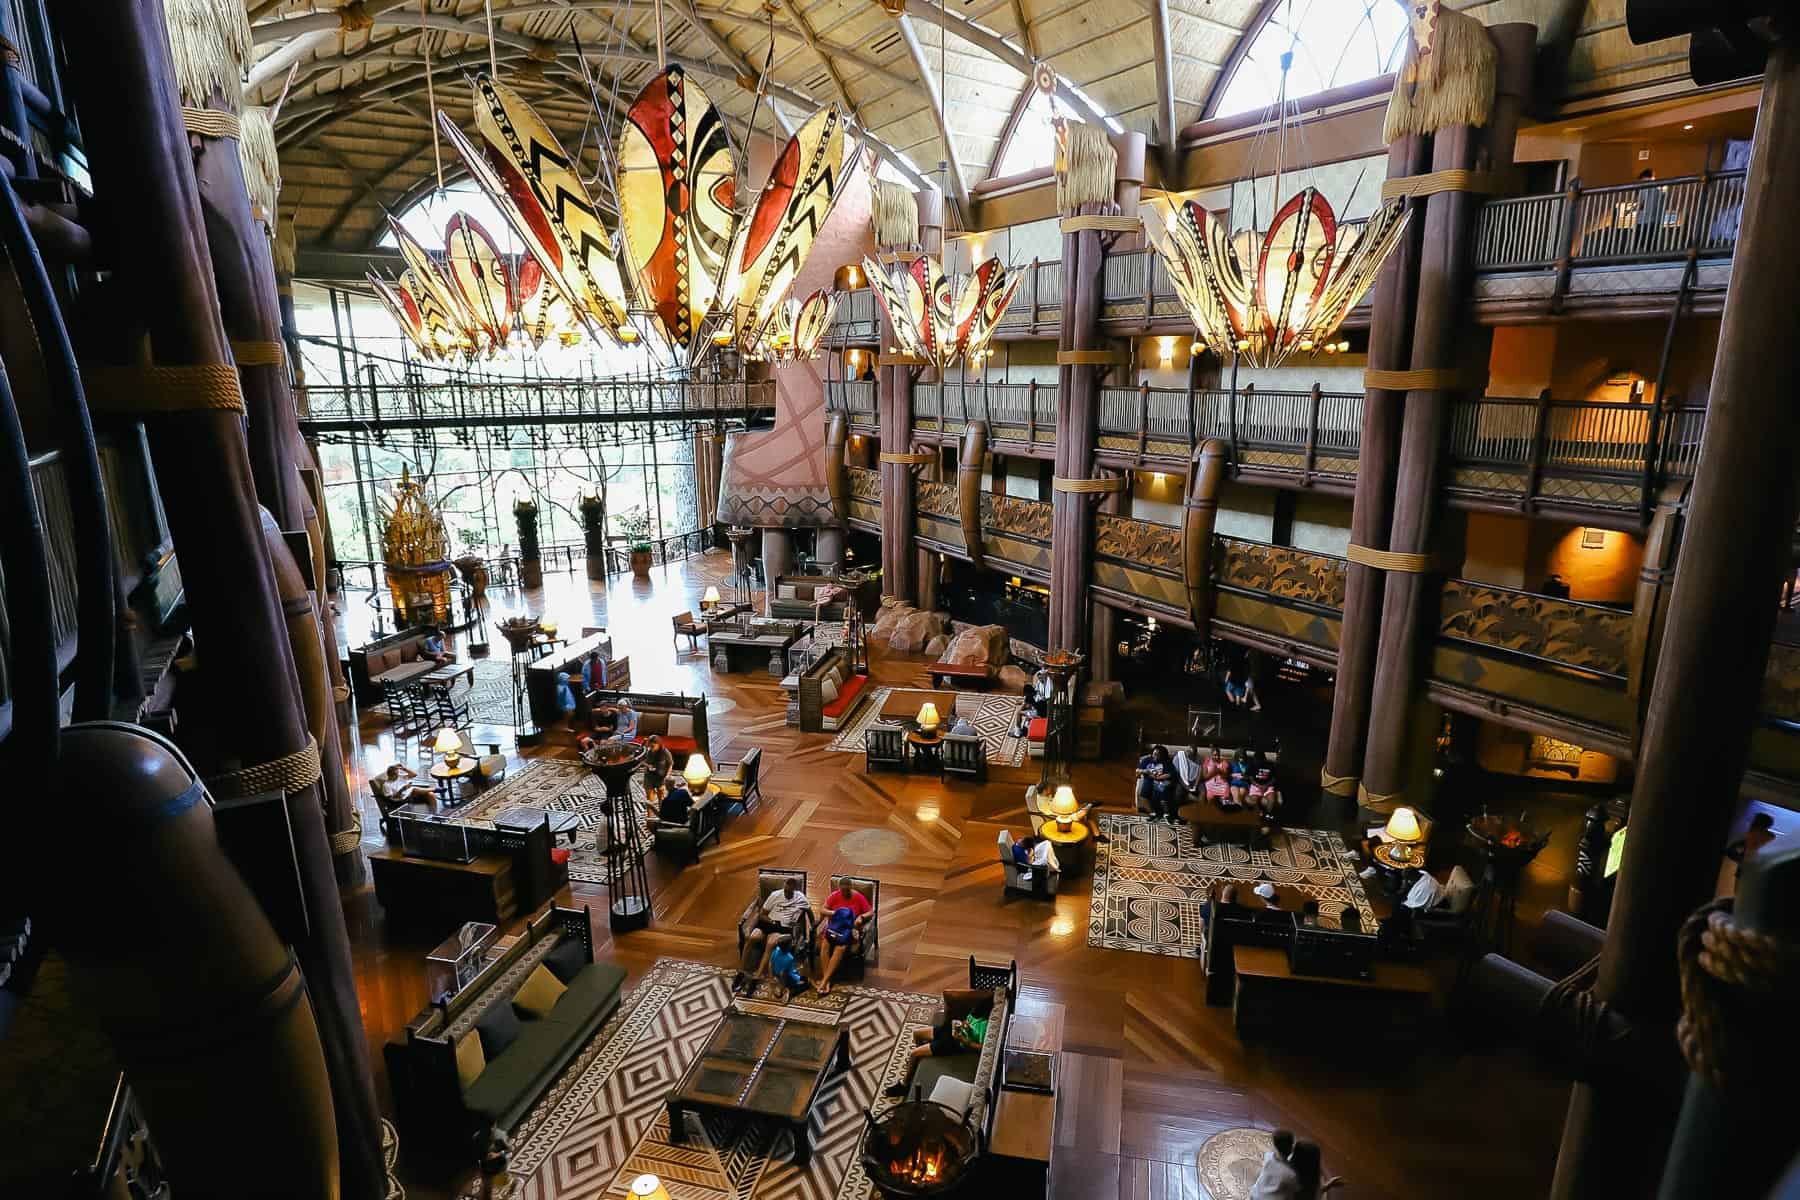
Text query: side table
1041 820 1092 878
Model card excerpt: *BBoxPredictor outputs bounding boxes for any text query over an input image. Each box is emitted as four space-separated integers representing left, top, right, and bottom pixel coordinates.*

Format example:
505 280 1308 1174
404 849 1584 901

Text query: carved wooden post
62 3 385 1193
877 188 938 604
1552 39 1800 1199
1360 24 1535 814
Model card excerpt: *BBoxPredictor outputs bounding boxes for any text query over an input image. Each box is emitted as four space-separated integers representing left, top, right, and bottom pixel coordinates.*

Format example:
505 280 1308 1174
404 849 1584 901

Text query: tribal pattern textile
457 958 942 1200
1088 814 1375 959
825 687 1027 766
451 759 654 887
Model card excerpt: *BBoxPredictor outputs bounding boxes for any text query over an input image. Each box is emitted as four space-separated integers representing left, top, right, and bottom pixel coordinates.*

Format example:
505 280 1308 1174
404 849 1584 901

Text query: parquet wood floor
336 553 1567 1200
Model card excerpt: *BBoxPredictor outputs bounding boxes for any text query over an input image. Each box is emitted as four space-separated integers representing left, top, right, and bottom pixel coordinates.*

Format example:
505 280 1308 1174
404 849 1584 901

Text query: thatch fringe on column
1383 5 1497 142
1055 121 1117 216
273 214 297 277
871 179 920 249
238 105 281 227
161 0 252 114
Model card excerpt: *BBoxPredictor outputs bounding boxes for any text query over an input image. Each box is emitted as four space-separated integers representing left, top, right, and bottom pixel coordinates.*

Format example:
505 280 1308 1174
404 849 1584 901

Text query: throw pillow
667 713 694 738
475 1001 521 1060
512 963 568 1019
928 1075 975 1114
796 585 815 600
543 936 588 984
453 1030 486 1090
777 584 799 600
1403 871 1446 912
1443 864 1477 914
372 650 397 675
820 676 839 705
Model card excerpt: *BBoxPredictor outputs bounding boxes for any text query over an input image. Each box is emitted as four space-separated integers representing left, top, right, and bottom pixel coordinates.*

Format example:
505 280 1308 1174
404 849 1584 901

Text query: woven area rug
465 658 518 726
460 957 942 1200
450 759 653 887
825 686 1027 766
1087 813 1375 959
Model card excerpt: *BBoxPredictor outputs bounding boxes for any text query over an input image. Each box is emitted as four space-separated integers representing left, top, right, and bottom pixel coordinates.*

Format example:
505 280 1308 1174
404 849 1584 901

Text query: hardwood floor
335 552 1569 1199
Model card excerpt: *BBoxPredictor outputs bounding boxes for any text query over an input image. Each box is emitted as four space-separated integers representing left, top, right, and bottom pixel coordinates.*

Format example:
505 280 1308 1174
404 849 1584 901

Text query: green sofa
384 905 626 1156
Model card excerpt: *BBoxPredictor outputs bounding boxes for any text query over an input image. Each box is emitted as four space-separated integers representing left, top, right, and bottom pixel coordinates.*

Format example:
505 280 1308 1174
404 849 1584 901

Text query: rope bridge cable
1357 782 1404 810
1535 953 1619 1079
1345 543 1436 573
1319 766 1358 796
879 451 935 464
81 364 247 414
1053 475 1128 493
180 107 241 140
1677 898 1800 1094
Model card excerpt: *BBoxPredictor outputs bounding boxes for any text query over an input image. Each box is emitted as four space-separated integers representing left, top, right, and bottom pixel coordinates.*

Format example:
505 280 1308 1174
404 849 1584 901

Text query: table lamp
683 753 712 792
629 1175 671 1200
701 585 721 609
540 618 558 637
1049 785 1079 832
434 726 463 770
1384 805 1424 864
916 702 940 734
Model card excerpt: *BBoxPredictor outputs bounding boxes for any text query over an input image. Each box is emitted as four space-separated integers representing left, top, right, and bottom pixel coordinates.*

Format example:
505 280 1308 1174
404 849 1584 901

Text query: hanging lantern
758 289 837 365
861 253 1022 370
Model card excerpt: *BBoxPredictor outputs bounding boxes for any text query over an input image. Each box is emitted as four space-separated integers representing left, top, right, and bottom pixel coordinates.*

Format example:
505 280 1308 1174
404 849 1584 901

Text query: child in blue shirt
768 941 809 1001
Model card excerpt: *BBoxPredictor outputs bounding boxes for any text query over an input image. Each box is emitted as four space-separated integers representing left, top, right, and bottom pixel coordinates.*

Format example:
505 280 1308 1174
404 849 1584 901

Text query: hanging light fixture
1141 13 1410 372
755 288 838 365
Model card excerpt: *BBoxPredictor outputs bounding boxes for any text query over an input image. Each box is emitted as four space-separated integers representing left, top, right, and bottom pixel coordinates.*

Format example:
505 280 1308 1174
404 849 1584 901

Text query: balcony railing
298 377 776 432
839 378 878 423
994 260 1064 333
824 289 882 343
1474 170 1747 271
914 380 1059 444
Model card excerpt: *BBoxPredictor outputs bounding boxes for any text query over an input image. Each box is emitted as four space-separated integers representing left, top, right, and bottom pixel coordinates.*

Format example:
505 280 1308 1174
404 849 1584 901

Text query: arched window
1211 0 1409 121
378 179 523 252
992 81 1123 180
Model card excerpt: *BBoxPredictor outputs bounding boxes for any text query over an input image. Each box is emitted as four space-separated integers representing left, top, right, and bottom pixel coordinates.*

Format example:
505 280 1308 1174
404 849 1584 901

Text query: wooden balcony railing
824 289 882 343
994 260 1064 334
840 378 878 423
1474 170 1747 271
299 377 775 433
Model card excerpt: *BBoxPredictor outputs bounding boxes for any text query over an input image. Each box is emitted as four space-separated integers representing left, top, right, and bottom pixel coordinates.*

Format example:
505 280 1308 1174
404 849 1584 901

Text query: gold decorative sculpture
381 467 455 627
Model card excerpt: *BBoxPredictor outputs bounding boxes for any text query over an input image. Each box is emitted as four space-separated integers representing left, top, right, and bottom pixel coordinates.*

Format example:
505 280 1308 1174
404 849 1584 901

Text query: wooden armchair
672 610 706 653
712 747 763 812
820 874 880 972
865 724 907 772
737 867 814 963
940 732 987 782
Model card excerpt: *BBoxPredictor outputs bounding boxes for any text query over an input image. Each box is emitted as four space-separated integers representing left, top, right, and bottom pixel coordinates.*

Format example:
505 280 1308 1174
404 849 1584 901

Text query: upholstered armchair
998 830 1060 897
672 611 706 653
865 724 907 772
648 791 719 864
738 867 814 964
712 747 763 812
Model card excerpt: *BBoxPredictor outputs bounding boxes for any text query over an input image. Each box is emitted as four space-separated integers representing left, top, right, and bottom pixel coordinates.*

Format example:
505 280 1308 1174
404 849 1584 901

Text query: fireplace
861 1100 979 1197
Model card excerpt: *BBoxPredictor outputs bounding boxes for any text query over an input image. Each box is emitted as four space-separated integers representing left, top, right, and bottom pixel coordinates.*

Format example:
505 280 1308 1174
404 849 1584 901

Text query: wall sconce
1157 335 1175 368
1580 527 1607 549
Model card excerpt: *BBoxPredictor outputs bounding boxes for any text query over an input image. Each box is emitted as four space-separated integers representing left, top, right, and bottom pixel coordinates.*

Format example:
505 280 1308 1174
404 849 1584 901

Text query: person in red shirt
814 875 873 994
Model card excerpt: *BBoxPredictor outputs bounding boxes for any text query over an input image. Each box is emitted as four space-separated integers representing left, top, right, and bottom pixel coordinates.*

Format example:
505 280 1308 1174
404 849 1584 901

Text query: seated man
644 774 694 834
371 763 432 806
814 875 873 994
884 1003 990 1098
1135 744 1180 821
735 875 812 994
948 714 978 737
420 626 452 666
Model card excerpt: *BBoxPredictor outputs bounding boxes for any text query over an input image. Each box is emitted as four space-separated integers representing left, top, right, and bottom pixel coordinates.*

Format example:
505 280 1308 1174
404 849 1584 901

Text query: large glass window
1211 0 1409 120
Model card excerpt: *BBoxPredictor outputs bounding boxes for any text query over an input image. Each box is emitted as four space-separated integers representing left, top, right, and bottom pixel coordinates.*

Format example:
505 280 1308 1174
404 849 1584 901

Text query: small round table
429 758 480 805
906 729 944 772
1042 819 1093 878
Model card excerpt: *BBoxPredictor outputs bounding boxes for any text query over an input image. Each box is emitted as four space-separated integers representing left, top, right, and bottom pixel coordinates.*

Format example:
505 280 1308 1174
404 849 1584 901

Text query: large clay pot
630 547 653 579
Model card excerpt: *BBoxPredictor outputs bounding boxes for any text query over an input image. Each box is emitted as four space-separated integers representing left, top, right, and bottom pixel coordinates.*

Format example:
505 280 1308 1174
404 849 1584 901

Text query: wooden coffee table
878 688 958 724
928 662 993 689
667 1007 851 1165
1182 800 1264 847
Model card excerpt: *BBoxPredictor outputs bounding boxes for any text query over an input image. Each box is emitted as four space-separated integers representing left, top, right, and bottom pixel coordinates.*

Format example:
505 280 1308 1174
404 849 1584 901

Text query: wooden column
1320 132 1428 801
62 5 385 1194
1552 43 1800 1199
878 188 941 604
1360 25 1534 811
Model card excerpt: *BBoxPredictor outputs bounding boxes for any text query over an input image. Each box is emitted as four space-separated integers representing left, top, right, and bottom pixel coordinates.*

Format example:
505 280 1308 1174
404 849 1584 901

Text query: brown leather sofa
348 626 440 705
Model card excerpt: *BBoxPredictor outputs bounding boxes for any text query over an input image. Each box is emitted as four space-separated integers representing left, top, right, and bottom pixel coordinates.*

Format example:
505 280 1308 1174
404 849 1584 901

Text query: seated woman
1201 745 1232 804
1248 754 1282 820
1013 682 1043 737
1135 744 1180 820
1225 750 1252 809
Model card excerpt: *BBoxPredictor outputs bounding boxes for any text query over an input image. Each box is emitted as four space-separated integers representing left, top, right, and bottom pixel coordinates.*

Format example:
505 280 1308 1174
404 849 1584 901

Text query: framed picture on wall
1581 528 1607 549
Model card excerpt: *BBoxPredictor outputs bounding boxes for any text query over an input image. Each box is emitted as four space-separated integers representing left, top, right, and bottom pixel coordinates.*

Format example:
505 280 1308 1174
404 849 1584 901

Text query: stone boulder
870 601 915 643
924 634 950 657
941 624 1010 668
1082 680 1125 709
887 609 949 655
997 664 1032 692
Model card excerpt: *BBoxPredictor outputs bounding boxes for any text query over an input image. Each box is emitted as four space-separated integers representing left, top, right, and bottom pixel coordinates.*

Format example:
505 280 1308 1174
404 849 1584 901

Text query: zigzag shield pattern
391 218 480 357
367 272 432 359
444 212 514 352
859 255 921 357
723 106 845 353
621 65 738 361
397 266 462 360
475 959 936 1200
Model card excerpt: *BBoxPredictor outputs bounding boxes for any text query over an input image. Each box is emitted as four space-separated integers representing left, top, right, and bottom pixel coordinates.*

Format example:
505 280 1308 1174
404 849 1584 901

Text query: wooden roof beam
985 75 1038 184
896 14 970 214
1149 0 1177 176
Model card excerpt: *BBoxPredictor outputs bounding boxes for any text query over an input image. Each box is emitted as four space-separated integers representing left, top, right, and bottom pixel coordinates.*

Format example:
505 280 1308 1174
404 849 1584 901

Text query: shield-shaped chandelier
749 288 837 364
1144 191 1409 370
861 253 1022 370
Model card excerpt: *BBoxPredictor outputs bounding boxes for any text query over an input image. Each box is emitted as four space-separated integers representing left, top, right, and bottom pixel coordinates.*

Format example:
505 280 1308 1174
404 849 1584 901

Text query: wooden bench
928 661 994 689
1230 944 1433 1043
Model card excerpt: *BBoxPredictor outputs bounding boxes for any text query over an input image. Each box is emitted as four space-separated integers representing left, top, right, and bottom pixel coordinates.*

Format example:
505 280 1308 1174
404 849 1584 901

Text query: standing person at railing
1634 169 1667 251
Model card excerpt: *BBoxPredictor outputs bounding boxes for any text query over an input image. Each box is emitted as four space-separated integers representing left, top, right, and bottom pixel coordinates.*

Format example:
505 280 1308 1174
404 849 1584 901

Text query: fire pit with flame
861 1100 978 1197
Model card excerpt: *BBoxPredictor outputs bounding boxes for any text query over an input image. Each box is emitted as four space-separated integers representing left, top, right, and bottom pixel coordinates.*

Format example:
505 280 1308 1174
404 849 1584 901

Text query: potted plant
618 506 654 579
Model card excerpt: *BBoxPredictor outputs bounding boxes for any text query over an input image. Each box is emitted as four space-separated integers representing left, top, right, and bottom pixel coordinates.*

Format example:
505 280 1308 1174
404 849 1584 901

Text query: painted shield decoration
791 289 837 358
444 212 515 352
369 272 433 360
862 254 923 358
619 65 738 359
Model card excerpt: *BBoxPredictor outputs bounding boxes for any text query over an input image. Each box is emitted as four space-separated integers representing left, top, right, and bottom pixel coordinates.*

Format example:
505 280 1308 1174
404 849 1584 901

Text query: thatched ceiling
253 0 1700 256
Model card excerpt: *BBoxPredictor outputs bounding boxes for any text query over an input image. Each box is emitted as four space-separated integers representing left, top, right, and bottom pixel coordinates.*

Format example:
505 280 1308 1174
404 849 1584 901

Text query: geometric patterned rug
458 958 943 1200
1087 813 1376 960
465 658 519 726
823 686 1028 766
450 759 656 887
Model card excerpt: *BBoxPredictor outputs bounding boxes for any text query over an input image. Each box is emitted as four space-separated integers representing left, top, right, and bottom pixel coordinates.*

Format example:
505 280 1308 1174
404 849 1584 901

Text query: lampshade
1049 785 1079 819
1385 806 1424 844
702 585 721 605
683 753 712 791
629 1175 671 1200
916 702 940 732
433 727 462 756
